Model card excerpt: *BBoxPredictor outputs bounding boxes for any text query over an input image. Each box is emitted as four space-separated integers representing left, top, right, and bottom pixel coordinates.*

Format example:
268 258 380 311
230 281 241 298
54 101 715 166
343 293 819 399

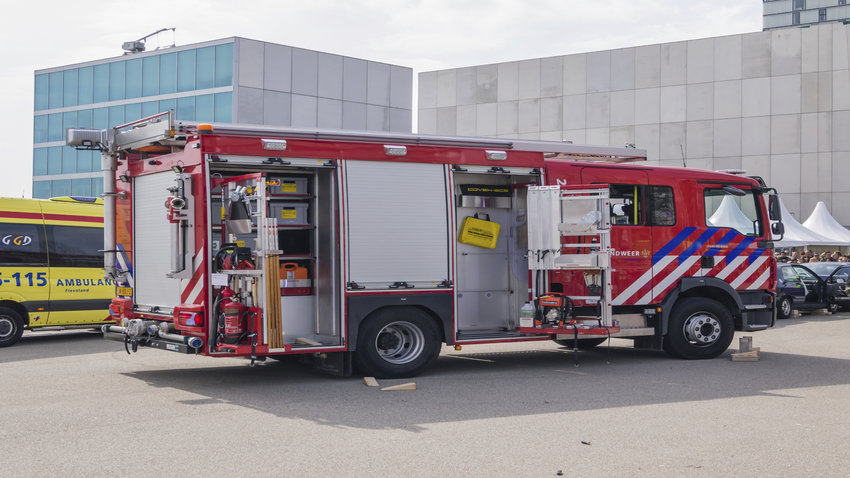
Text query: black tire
354 307 441 379
663 297 734 360
776 296 793 320
827 301 839 314
553 338 606 349
0 307 24 347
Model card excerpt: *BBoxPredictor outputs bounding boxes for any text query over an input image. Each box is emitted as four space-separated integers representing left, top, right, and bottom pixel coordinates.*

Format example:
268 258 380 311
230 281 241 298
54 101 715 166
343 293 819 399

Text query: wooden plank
363 377 380 387
295 337 322 346
381 382 417 391
731 350 760 362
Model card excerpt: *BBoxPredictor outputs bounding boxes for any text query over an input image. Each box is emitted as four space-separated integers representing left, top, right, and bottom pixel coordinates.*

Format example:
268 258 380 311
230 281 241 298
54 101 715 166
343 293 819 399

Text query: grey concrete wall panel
540 56 564 98
476 103 498 136
263 90 291 126
497 101 518 135
456 67 477 106
635 88 660 125
610 125 635 148
713 155 742 171
291 48 318 96
291 94 318 128
802 27 819 74
687 39 714 84
660 42 686 86
436 69 457 108
742 155 771 186
237 86 264 124
518 99 540 134
519 59 541 100
635 123 660 160
419 71 437 109
263 43 292 92
659 85 686 123
436 106 458 135
686 83 714 121
832 70 850 110
476 64 498 103
742 77 771 117
342 101 367 130
562 129 586 145
800 154 818 195
832 110 850 151
586 92 610 128
563 54 587 95
540 97 562 132
801 72 819 113
801 113 818 153
771 74 802 115
659 122 686 160
367 104 390 132
562 94 586 130
238 39 264 89
368 62 391 107
389 107 412 133
635 45 661 89
819 25 833 72
610 90 635 127
585 127 610 146
742 116 771 156
317 98 343 129
343 58 368 103
317 53 343 100
771 153 802 195
714 80 742 119
834 191 850 223
771 114 802 154
686 120 713 158
611 48 635 91
456 104 476 136
586 51 611 93
714 118 742 157
818 111 832 153
418 108 437 135
771 29 802 76
714 35 742 81
497 62 519 102
390 66 412 109
743 32 771 79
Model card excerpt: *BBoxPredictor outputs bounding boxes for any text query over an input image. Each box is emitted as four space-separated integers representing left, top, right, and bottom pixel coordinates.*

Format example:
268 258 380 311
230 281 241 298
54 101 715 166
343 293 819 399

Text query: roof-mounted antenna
680 144 686 168
122 28 176 54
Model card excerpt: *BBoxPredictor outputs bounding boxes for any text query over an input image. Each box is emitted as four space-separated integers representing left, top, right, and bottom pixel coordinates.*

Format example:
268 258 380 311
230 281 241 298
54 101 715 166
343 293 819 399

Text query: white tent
708 195 754 232
802 201 850 244
773 198 841 248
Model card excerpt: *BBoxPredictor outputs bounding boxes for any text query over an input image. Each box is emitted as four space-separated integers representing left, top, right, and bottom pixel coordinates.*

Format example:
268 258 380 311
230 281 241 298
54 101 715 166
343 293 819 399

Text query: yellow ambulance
0 196 112 346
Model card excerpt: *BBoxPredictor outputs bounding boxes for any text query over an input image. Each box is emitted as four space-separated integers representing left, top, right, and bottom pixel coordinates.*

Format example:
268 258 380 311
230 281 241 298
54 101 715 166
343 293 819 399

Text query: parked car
802 261 850 310
776 263 846 319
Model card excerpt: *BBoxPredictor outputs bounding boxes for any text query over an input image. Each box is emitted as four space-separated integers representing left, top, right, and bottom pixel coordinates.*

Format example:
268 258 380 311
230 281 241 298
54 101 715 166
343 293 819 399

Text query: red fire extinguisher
218 287 246 344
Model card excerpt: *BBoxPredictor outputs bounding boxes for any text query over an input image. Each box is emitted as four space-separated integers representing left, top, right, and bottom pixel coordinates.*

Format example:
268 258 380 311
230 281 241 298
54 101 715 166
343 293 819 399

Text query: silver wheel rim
374 321 424 365
781 299 792 316
682 312 721 346
0 316 14 339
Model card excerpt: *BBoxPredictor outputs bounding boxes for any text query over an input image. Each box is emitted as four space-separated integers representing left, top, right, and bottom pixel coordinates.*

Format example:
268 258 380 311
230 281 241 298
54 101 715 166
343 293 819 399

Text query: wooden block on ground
295 337 322 346
381 382 416 391
731 350 760 362
363 376 380 387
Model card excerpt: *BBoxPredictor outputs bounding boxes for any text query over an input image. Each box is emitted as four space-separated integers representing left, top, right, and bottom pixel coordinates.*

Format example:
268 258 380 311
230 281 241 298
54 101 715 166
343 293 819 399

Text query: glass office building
33 37 413 198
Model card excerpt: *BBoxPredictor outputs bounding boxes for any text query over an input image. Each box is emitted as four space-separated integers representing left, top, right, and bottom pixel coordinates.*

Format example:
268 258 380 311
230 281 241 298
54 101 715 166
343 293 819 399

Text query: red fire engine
67 112 784 378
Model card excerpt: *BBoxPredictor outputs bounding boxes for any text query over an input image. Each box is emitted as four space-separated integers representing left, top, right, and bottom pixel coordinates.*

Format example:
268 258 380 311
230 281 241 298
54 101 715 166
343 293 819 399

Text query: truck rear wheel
663 297 733 360
354 307 441 379
0 307 24 347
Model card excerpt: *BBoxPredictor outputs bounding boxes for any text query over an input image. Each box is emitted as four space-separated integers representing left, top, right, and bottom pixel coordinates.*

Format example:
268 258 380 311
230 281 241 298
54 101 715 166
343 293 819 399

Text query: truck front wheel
0 307 24 347
663 297 734 360
354 307 441 379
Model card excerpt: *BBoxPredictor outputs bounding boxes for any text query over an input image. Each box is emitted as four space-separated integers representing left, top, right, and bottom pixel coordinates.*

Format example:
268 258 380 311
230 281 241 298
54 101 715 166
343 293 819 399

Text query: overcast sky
0 0 763 197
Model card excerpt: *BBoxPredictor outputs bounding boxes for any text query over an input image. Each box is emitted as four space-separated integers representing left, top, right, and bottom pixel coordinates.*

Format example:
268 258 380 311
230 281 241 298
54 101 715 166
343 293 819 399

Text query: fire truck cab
67 112 784 378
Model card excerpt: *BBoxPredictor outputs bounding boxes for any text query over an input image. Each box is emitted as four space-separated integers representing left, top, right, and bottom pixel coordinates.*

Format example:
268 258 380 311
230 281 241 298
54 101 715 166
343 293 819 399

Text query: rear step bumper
102 326 201 354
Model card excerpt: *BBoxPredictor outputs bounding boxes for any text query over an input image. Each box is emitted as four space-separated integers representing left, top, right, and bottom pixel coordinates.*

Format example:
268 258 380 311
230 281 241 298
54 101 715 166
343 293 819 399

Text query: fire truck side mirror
772 221 785 236
768 194 782 221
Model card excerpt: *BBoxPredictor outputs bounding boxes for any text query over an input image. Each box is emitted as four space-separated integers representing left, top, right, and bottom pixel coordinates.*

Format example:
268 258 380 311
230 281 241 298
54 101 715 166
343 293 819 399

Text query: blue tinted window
35 74 49 110
47 146 62 174
33 181 51 199
52 179 71 197
214 92 232 122
178 50 196 92
33 148 48 176
71 178 91 196
125 58 142 99
125 103 141 123
78 66 93 105
141 101 158 118
177 96 195 121
91 150 100 172
34 115 48 143
215 43 234 87
92 178 103 198
77 149 92 173
195 94 214 122
92 108 108 130
63 69 78 107
160 52 177 94
63 111 77 133
62 147 76 174
76 109 92 129
159 98 176 114
109 61 125 101
142 56 159 97
48 113 63 142
93 64 109 103
108 105 124 128
196 46 215 90
48 71 63 109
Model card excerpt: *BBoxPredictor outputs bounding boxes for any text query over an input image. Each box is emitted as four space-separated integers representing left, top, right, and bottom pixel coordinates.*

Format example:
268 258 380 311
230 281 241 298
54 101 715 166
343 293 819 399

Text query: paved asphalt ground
3 313 850 477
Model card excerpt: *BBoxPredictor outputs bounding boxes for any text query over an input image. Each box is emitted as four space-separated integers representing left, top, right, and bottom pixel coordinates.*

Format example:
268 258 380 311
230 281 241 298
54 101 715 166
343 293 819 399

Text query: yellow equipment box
459 215 500 249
